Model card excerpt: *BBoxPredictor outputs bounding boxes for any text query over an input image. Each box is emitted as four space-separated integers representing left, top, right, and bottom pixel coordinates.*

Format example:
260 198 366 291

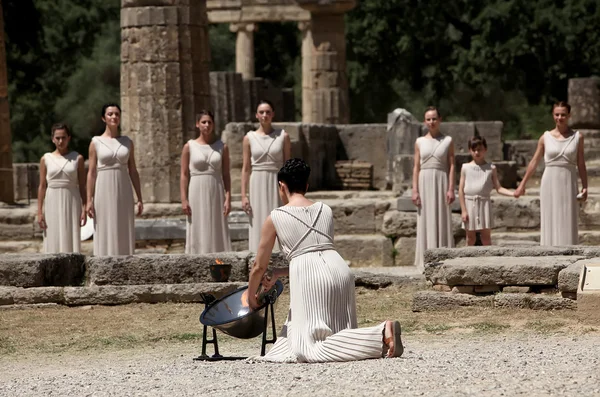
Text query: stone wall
337 124 387 190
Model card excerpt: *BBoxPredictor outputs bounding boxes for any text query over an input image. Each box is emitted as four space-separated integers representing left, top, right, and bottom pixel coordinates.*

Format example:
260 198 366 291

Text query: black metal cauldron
199 280 284 339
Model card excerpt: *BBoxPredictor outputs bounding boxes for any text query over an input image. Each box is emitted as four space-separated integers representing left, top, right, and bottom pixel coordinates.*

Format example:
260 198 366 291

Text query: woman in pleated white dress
86 104 143 256
412 107 455 270
37 123 86 253
241 100 291 252
180 110 232 253
515 101 587 246
247 159 403 363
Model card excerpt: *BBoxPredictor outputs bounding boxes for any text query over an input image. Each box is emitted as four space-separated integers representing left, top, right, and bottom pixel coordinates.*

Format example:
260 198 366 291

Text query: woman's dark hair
196 109 215 123
552 101 571 114
468 136 487 150
101 103 121 117
257 99 275 112
424 106 441 118
278 158 311 194
51 123 71 138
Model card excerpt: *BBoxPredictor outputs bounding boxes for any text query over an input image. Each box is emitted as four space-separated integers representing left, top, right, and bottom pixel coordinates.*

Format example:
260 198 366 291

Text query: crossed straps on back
274 202 334 260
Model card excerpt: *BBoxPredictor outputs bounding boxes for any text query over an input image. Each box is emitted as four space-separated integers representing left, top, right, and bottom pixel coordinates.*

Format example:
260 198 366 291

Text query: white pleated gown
256 202 386 363
247 130 285 252
92 136 135 256
540 131 580 246
414 136 454 270
185 139 232 254
42 152 82 253
461 162 494 231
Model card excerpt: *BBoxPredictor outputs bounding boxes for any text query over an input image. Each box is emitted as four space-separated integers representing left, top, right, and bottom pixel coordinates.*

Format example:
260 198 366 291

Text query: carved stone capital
297 21 311 32
229 22 257 33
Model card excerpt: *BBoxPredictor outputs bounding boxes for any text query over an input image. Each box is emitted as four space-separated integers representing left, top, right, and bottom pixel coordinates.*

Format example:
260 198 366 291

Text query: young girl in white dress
458 136 515 245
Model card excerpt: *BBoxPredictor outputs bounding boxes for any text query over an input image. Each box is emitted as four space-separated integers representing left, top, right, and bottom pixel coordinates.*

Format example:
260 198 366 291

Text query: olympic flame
215 259 223 265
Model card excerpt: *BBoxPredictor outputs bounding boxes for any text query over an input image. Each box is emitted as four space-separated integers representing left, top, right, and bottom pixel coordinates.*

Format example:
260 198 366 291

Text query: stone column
297 1 356 124
0 1 14 204
121 0 211 203
230 23 256 80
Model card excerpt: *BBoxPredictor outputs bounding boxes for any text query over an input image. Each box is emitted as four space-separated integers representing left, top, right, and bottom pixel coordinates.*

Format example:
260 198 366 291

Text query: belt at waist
545 162 576 169
288 243 335 260
251 164 280 172
47 180 78 189
420 164 447 171
464 195 490 201
97 164 127 172
190 171 220 177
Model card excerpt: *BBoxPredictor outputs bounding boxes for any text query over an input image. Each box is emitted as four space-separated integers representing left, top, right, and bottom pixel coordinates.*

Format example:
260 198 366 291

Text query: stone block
12 287 64 305
493 161 519 188
381 210 417 238
424 256 579 286
0 253 86 287
452 286 475 294
502 286 531 293
577 261 600 321
229 223 248 241
492 196 540 229
386 110 422 187
424 246 587 264
391 154 413 194
85 253 249 286
135 218 186 240
330 199 377 234
335 235 394 267
432 284 452 292
12 163 39 201
210 72 245 136
558 260 585 293
412 290 494 312
396 193 461 213
568 77 600 129
439 121 503 161
336 124 387 190
0 287 14 305
394 237 416 267
473 285 500 293
493 293 576 310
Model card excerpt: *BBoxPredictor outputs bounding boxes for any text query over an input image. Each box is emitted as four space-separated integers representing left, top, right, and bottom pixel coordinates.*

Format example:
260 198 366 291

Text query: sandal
384 320 404 358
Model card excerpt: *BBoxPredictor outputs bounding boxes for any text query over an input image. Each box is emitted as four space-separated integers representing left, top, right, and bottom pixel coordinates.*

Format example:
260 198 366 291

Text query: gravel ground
1 333 599 396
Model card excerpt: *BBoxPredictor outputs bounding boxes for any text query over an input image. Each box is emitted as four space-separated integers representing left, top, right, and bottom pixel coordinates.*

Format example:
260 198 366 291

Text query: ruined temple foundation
120 0 211 203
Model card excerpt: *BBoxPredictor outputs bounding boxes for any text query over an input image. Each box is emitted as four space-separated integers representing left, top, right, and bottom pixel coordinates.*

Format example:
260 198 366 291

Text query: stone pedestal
568 77 600 129
230 23 256 80
297 1 355 124
121 1 211 203
0 6 14 204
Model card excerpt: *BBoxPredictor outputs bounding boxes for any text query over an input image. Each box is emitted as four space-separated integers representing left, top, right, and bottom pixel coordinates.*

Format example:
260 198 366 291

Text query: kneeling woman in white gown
248 158 403 363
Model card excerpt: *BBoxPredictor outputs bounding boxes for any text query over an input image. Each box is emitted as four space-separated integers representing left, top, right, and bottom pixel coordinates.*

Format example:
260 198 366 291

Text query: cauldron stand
193 291 278 362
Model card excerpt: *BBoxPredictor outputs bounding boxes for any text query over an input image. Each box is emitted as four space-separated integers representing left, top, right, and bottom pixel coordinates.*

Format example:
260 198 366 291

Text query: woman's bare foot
383 320 404 358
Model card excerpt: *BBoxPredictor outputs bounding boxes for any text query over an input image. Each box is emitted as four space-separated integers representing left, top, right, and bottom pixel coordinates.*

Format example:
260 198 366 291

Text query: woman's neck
428 130 441 138
197 133 216 144
103 126 119 138
257 124 273 135
54 148 69 156
556 124 570 135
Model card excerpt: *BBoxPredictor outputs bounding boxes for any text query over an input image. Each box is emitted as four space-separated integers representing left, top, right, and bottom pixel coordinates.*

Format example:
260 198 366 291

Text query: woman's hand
37 213 47 230
223 199 231 217
446 189 455 205
248 292 261 310
579 188 588 202
80 208 87 227
411 191 421 207
182 200 192 216
136 201 144 216
461 211 468 224
514 185 525 198
242 196 252 216
86 201 95 219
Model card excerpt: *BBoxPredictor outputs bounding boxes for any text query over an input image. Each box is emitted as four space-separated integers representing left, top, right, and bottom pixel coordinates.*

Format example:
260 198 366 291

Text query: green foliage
4 0 600 162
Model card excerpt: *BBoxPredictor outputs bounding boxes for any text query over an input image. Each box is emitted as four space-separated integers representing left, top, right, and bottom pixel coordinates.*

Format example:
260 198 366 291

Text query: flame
215 259 223 265
241 290 249 307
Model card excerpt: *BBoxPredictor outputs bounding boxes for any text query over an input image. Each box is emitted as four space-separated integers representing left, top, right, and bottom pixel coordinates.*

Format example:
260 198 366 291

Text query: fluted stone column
297 1 356 124
0 1 14 204
230 23 256 80
121 0 211 203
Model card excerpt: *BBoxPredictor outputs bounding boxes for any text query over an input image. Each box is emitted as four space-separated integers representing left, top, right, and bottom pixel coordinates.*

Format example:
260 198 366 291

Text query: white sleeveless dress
185 139 231 254
92 136 135 256
257 202 386 363
247 129 285 252
414 136 454 270
462 162 494 231
43 152 82 253
540 131 580 246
